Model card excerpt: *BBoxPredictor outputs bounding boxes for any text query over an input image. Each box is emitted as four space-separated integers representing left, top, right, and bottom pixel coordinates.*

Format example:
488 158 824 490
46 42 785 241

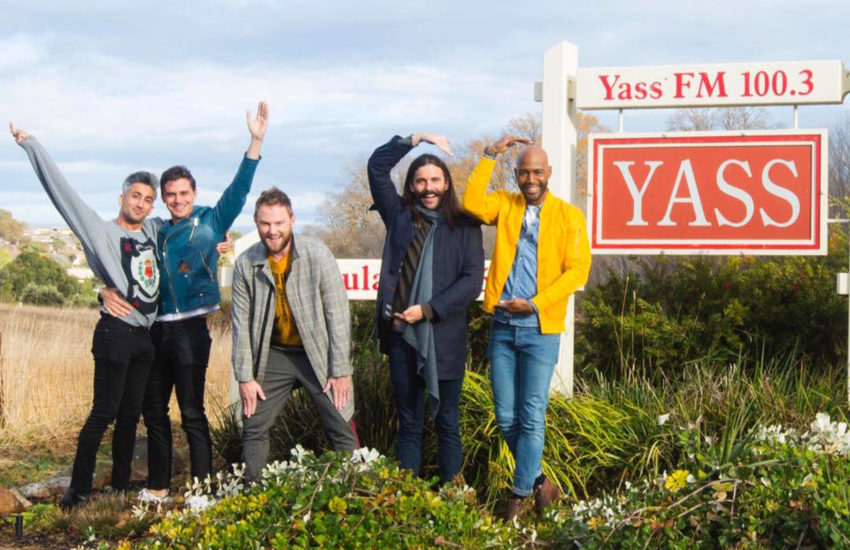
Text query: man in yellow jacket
462 136 591 519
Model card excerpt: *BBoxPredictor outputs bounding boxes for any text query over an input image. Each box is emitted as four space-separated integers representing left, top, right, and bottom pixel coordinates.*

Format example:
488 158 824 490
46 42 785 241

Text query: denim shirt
494 204 540 327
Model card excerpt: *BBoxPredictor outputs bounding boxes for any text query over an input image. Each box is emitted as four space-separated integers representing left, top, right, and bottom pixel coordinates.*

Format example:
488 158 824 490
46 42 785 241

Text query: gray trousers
242 347 358 480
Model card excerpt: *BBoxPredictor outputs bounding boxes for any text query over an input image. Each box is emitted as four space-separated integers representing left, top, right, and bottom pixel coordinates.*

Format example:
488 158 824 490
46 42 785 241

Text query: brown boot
533 477 560 514
504 497 527 521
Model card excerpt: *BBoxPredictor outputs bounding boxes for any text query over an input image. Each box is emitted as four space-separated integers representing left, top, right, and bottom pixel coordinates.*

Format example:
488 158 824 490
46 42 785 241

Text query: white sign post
539 42 580 397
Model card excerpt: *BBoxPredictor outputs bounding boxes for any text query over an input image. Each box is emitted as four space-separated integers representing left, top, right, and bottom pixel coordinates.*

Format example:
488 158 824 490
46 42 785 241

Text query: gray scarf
403 205 443 417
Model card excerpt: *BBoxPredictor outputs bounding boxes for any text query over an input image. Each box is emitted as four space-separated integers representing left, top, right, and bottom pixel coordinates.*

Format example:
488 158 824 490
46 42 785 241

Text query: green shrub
19 282 65 306
539 413 850 548
577 236 847 380
135 448 521 549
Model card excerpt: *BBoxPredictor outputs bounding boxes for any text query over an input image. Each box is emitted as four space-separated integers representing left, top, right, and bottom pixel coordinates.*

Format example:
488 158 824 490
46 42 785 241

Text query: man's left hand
496 298 534 315
323 375 352 411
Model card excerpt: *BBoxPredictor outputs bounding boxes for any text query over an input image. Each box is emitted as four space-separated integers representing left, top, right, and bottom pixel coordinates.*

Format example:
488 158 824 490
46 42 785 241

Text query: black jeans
70 315 154 494
143 317 213 489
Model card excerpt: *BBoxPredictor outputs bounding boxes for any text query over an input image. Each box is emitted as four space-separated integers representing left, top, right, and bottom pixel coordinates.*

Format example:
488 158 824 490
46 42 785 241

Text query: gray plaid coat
231 236 354 421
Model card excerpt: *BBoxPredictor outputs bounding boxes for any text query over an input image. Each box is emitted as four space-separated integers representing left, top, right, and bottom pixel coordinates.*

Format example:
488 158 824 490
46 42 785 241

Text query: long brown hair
401 154 467 228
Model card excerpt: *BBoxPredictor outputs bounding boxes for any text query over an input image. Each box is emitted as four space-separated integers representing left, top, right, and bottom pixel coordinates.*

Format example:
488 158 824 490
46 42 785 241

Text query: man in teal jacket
103 102 269 504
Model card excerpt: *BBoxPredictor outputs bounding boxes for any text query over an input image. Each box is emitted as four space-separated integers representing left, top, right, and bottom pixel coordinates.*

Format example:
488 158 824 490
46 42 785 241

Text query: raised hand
414 132 453 157
246 101 269 142
486 135 533 156
9 123 29 143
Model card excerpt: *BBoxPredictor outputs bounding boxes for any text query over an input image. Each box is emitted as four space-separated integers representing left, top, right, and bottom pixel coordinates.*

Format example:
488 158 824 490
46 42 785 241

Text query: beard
262 233 292 255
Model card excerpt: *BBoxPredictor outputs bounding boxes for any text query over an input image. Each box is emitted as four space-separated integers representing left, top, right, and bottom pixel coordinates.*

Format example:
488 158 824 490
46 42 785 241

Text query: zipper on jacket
200 252 214 281
161 248 180 313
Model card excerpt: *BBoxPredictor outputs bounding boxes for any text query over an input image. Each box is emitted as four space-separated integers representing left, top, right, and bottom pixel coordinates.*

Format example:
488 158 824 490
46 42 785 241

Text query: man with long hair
462 136 591 519
367 133 484 484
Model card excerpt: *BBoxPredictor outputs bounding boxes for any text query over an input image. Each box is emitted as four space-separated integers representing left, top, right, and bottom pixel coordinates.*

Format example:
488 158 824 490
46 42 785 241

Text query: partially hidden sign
587 130 828 255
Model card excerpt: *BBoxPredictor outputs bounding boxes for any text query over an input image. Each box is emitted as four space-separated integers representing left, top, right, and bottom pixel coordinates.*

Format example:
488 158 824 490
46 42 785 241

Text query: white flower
814 412 831 433
291 444 308 463
657 413 671 426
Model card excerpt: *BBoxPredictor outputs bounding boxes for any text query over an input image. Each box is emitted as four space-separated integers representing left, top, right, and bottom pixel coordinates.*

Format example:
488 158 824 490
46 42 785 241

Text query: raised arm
462 135 532 225
245 101 269 160
209 101 268 232
10 123 105 248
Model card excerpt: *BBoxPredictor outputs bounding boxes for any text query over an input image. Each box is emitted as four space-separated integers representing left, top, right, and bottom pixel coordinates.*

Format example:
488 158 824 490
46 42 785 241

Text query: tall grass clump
0 303 233 451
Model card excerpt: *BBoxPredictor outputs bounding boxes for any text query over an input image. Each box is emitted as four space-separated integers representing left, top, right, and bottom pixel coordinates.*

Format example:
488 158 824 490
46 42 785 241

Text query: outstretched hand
487 135 533 156
413 132 453 157
9 123 28 143
246 101 269 141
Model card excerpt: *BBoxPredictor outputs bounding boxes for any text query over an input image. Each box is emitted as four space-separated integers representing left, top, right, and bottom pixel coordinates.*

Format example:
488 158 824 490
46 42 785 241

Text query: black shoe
60 487 88 511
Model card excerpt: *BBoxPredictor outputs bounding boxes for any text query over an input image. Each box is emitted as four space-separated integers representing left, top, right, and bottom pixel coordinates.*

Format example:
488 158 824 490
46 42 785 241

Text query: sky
2 0 850 231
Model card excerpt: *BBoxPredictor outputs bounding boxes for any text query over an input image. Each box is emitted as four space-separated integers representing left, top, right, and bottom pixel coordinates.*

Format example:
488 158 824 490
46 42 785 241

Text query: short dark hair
160 165 196 195
254 187 293 217
122 171 158 198
402 154 464 228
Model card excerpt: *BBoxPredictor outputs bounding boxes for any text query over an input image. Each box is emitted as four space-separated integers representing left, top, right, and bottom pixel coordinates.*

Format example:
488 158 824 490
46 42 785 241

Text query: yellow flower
664 470 690 493
328 496 348 515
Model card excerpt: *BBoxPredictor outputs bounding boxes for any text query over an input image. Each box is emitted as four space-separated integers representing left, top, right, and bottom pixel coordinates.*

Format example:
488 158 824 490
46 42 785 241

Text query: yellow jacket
462 157 591 334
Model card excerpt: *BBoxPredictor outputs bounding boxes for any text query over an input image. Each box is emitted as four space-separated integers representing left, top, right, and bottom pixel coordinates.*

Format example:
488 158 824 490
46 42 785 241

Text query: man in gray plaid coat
232 187 358 480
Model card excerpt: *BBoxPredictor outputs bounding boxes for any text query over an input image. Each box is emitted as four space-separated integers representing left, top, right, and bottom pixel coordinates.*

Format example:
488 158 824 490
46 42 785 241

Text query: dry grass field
0 303 234 449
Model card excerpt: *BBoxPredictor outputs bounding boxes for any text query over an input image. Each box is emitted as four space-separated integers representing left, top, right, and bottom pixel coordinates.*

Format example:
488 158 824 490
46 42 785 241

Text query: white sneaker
186 494 214 511
137 488 172 504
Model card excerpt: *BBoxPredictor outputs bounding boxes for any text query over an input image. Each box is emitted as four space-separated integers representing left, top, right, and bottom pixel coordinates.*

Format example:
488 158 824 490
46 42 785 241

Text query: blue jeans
488 321 560 497
388 333 464 484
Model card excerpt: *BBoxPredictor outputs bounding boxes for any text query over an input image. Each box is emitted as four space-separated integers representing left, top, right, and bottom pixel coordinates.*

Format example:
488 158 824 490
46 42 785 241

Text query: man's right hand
9 123 28 143
412 132 453 157
101 287 133 317
240 380 267 418
486 135 533 156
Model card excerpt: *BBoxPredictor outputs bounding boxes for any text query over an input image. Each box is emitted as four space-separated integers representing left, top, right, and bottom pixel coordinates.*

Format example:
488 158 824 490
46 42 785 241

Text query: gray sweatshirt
18 137 160 327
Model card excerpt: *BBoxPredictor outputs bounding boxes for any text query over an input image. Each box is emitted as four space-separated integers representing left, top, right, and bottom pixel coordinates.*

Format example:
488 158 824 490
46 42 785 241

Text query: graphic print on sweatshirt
121 236 160 315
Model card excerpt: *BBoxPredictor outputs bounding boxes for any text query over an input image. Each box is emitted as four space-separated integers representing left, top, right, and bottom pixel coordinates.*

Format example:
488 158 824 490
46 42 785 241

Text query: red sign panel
588 131 828 255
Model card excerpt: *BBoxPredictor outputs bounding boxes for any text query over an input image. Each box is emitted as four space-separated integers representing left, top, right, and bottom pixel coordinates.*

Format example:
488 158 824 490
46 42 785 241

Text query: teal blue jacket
157 156 259 314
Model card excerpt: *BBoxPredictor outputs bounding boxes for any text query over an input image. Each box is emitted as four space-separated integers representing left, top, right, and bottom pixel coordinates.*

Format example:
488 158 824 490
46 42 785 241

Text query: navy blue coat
367 136 484 380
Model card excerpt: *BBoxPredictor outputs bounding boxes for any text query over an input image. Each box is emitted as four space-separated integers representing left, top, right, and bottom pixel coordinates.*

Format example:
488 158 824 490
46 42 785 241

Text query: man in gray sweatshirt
11 123 161 510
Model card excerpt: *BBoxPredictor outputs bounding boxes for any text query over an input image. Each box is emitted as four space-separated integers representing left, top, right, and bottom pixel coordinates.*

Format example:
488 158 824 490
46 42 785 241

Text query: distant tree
829 114 850 216
667 106 774 131
20 283 65 306
0 251 81 304
0 209 25 242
